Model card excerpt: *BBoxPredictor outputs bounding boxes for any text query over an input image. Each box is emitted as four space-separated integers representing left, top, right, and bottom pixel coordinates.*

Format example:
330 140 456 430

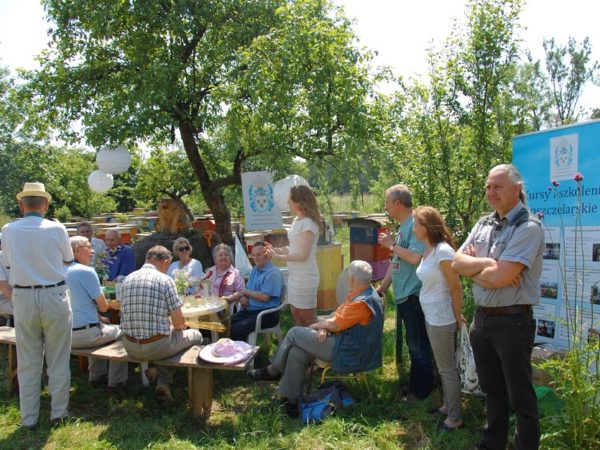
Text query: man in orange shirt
248 260 383 418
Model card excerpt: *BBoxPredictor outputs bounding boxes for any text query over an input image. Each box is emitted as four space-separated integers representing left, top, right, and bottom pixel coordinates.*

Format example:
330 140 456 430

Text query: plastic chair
245 285 288 368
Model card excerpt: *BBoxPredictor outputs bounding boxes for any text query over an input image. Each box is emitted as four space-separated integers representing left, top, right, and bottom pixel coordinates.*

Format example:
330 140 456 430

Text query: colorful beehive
316 243 343 310
348 216 391 281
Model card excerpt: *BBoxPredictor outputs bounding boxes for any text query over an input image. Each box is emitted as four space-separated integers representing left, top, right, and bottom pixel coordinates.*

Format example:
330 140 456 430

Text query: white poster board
241 171 282 231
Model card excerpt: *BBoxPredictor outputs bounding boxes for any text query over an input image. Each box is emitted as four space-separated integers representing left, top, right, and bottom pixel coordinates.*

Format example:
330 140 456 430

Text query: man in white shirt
1 182 74 429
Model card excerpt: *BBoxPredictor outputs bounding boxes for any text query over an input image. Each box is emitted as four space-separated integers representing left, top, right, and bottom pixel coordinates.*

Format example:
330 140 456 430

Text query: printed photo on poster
541 281 558 299
543 243 560 260
537 318 556 339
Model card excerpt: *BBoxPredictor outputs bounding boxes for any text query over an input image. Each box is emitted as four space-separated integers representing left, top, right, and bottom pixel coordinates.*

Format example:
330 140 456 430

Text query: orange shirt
333 288 373 331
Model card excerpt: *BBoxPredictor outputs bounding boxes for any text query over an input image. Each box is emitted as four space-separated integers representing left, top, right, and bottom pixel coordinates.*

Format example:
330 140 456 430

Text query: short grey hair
489 164 527 206
348 260 373 284
386 184 412 207
69 236 89 251
212 243 233 261
106 229 121 239
20 196 47 208
172 236 192 256
146 245 172 262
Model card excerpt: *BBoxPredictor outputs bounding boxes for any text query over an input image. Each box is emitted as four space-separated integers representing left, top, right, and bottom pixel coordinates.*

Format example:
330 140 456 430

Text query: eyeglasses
178 246 191 252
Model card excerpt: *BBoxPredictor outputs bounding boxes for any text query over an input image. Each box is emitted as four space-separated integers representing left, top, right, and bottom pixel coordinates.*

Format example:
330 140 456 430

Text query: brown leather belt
477 305 532 315
124 334 167 344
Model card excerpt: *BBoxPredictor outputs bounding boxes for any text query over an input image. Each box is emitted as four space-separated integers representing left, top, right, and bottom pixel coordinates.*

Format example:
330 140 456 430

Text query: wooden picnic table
0 326 258 417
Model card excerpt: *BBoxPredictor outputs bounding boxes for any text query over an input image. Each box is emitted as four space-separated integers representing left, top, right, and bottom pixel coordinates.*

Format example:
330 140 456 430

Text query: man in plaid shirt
120 246 203 400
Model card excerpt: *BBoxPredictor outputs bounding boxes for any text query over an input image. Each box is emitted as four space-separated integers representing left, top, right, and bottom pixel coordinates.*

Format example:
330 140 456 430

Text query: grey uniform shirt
460 201 544 307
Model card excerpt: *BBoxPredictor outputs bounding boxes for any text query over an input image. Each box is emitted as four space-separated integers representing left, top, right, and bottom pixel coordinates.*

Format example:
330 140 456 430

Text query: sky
0 0 598 108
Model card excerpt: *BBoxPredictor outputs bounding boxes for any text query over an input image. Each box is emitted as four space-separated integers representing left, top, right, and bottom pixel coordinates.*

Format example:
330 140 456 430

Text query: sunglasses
178 246 191 252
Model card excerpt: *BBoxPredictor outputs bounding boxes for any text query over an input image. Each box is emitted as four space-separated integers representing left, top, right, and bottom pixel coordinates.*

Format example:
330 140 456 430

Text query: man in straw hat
1 182 74 429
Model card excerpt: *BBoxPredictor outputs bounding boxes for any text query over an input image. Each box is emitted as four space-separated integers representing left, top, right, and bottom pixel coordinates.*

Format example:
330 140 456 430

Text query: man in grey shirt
452 164 544 450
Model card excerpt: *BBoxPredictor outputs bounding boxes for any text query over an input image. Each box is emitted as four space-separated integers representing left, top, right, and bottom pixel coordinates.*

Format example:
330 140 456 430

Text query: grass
0 300 488 450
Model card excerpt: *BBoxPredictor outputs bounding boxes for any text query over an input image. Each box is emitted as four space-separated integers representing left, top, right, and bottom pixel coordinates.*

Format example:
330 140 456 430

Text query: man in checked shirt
120 246 203 401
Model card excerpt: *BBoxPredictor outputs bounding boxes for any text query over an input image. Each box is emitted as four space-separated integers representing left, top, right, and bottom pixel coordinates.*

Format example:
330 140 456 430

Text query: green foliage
538 341 600 449
28 0 380 243
543 37 599 125
54 204 71 222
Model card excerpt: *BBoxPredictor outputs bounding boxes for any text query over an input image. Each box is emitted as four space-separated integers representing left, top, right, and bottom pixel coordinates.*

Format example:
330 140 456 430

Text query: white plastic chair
246 285 288 368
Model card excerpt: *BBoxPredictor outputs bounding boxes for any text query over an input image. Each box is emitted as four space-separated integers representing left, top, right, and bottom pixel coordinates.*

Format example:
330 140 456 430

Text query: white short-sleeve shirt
1 215 73 286
416 242 457 326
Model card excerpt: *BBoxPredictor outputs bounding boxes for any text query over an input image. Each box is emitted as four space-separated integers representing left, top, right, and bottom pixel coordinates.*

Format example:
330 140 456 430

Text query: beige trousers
12 285 72 426
123 329 202 385
71 324 128 387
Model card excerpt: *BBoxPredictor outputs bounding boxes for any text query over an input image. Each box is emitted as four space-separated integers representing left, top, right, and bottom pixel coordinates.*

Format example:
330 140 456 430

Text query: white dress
286 217 320 309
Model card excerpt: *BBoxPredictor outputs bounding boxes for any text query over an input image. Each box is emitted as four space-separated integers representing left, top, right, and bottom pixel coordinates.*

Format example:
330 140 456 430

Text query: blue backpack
299 381 354 424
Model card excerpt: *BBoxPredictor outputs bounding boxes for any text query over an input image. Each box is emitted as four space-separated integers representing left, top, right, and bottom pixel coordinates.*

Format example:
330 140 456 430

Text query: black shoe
107 382 127 394
248 367 280 382
89 376 108 388
49 416 70 427
280 400 298 419
21 422 39 431
427 406 446 415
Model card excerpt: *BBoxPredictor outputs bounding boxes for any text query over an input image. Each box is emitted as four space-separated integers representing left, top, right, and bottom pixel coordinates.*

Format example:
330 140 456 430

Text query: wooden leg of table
8 343 18 393
189 367 213 417
78 356 89 374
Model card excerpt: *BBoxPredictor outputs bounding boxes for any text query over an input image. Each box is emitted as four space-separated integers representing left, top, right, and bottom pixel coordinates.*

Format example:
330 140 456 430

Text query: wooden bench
0 326 258 417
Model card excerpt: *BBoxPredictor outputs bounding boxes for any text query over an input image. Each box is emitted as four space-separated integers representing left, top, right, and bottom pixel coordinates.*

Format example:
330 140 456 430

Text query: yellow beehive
316 243 343 310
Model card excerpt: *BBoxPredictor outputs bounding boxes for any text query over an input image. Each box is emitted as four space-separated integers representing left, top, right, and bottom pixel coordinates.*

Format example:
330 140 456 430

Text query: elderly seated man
248 260 384 417
227 241 284 341
103 229 135 284
66 236 128 392
120 246 203 401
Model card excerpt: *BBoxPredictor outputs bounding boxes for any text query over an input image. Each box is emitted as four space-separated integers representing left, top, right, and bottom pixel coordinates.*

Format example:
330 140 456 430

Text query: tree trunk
179 121 234 245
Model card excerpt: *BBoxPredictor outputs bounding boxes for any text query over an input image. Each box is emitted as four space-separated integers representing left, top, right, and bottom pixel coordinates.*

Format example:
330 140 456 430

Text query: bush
54 204 71 223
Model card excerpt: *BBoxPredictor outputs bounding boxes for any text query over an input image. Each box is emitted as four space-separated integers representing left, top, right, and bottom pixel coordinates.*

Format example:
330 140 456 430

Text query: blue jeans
230 308 279 341
396 294 433 398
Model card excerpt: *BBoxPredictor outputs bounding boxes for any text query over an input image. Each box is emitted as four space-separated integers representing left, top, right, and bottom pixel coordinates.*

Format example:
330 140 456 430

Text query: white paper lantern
88 170 114 193
96 145 132 175
273 175 309 210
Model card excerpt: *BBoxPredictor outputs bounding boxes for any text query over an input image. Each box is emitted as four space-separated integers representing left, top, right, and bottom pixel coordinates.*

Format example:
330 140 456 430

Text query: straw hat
16 182 52 202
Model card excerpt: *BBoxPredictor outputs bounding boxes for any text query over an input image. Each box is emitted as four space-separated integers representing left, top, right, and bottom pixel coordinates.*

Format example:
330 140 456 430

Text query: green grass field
0 298 488 450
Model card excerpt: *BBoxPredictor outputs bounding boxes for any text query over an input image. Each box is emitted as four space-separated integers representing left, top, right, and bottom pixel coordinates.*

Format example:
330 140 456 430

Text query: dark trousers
470 310 539 450
230 308 279 341
396 294 433 398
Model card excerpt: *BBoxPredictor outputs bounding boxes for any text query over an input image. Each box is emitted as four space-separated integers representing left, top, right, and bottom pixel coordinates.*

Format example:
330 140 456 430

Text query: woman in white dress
167 237 204 294
413 206 464 431
266 185 321 326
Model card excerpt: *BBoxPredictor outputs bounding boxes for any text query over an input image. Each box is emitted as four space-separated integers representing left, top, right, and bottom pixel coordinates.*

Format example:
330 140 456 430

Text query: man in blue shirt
229 241 284 341
103 229 135 283
376 184 433 401
67 236 128 392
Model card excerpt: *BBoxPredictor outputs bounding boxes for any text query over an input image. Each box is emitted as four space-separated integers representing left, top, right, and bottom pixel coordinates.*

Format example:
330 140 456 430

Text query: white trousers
12 285 72 426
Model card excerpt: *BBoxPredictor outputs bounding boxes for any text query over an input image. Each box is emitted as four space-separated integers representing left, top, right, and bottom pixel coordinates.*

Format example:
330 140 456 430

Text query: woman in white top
414 206 464 431
167 237 204 294
266 185 320 326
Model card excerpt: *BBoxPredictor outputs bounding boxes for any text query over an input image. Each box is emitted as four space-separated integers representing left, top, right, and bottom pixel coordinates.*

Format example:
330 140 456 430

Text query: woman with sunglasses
167 237 204 293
